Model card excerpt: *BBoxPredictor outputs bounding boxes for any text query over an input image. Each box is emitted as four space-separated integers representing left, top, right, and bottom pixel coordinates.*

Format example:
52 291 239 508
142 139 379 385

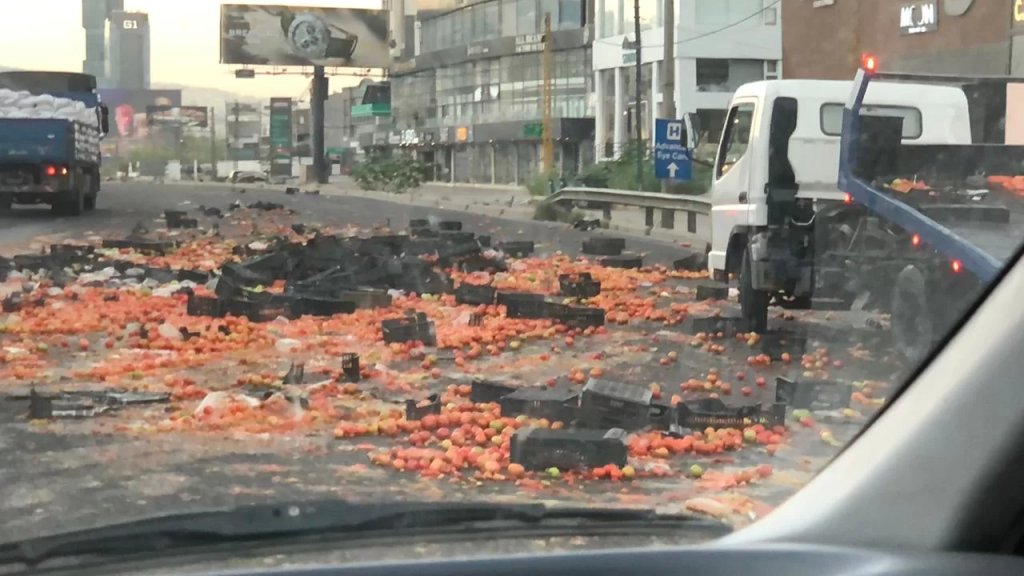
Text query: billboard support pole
312 65 328 185
210 106 217 178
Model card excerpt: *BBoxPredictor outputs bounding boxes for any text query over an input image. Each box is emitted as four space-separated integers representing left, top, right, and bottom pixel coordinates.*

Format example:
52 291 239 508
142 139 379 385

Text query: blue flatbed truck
838 65 1024 357
0 71 109 216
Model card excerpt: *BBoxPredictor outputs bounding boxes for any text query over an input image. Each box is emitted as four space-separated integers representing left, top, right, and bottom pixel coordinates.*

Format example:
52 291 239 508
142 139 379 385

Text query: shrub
351 154 430 194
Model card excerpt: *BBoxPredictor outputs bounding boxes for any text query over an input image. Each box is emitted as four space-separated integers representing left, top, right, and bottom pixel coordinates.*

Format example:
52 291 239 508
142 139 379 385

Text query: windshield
0 0 1023 566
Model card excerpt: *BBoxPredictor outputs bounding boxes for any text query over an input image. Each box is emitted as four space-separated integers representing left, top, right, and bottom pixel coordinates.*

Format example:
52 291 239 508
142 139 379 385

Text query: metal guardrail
547 186 711 213
546 186 712 236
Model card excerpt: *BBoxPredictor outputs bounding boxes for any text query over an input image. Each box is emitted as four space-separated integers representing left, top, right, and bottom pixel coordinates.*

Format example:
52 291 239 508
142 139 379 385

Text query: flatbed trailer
838 67 1024 356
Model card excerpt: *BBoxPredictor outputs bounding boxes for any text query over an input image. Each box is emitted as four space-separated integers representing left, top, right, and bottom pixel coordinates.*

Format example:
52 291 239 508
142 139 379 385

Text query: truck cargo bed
0 118 100 165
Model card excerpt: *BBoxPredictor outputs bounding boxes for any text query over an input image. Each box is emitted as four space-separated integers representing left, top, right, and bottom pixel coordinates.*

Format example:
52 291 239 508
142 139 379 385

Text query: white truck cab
706 79 971 330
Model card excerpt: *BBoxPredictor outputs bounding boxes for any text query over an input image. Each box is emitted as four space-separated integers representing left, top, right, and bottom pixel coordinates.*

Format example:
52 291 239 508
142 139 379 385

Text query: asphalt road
0 182 696 262
0 182 902 545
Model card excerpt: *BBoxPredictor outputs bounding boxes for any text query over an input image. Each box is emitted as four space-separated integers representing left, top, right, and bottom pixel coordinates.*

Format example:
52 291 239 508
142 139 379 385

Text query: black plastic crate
49 244 95 260
439 231 476 244
165 210 187 228
468 313 483 327
578 378 655 431
177 269 211 284
477 235 491 247
437 242 482 263
341 353 360 382
283 362 305 385
410 227 439 239
505 298 558 320
362 235 409 256
695 283 729 301
459 254 507 273
101 239 177 254
221 262 273 287
221 297 294 322
775 376 849 410
409 218 430 229
497 241 535 258
599 253 643 269
13 254 52 271
186 294 222 317
510 427 629 471
381 312 437 346
405 394 441 420
470 379 517 404
438 220 463 231
455 283 496 305
555 306 606 329
558 273 602 299
292 296 357 317
403 239 440 257
581 237 625 256
244 252 293 280
496 291 545 306
498 388 578 423
676 398 786 430
688 315 743 336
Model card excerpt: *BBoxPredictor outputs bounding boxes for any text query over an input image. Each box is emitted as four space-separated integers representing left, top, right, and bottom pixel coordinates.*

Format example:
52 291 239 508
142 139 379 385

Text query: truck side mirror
100 105 110 135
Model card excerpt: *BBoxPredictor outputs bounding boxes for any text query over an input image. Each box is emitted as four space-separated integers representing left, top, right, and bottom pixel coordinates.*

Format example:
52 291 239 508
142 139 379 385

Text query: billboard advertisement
269 97 293 177
146 106 209 129
98 89 182 139
220 4 389 68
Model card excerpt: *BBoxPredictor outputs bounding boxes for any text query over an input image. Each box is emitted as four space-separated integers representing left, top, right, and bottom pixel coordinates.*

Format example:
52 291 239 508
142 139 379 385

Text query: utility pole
541 13 554 176
633 0 643 190
232 101 240 175
311 65 328 184
209 106 217 178
660 0 675 194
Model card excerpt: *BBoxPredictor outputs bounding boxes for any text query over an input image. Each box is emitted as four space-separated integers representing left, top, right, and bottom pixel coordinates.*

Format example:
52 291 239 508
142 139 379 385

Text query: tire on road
740 246 770 333
891 264 933 361
53 174 86 217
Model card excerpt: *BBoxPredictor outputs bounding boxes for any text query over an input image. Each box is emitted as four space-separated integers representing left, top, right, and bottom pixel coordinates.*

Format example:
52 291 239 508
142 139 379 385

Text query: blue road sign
653 118 692 181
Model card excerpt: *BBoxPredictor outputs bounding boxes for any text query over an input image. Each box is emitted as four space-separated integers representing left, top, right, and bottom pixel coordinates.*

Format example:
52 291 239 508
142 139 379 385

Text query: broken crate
510 427 629 471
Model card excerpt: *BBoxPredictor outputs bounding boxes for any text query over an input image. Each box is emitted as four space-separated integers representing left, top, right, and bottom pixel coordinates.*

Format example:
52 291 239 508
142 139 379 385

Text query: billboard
269 97 293 177
146 106 209 129
98 89 182 139
220 5 389 68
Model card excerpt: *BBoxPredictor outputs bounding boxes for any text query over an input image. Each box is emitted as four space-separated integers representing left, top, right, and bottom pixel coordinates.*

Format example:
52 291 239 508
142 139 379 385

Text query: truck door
709 99 757 273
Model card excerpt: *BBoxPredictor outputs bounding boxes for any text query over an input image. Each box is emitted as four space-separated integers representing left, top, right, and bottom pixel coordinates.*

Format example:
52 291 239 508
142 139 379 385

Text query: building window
764 6 777 25
502 0 518 36
696 59 729 91
517 0 538 36
764 60 779 80
600 0 619 38
695 0 762 26
558 0 583 28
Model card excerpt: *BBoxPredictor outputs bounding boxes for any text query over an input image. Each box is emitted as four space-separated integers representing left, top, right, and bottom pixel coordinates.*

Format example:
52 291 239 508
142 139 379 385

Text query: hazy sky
0 0 381 100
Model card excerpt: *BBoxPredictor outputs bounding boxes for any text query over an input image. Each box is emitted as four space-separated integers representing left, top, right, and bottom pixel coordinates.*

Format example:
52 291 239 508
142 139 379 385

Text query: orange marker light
911 234 921 247
951 260 962 274
862 53 878 73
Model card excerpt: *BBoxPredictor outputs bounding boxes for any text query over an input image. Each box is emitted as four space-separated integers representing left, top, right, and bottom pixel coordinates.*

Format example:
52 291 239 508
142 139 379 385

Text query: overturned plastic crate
406 394 442 420
578 378 660 431
437 242 482 264
497 241 535 258
581 237 625 256
676 398 786 430
361 235 409 257
599 253 643 269
101 238 176 254
292 296 357 317
438 220 463 231
504 297 560 320
460 254 507 273
186 294 222 317
409 218 430 229
559 273 601 299
498 388 578 423
221 296 295 322
455 283 496 305
382 312 437 346
164 210 187 229
775 376 849 410
555 306 606 330
221 262 273 287
243 252 293 280
341 353 360 382
470 379 517 404
510 427 629 471
439 231 476 244
497 291 545 316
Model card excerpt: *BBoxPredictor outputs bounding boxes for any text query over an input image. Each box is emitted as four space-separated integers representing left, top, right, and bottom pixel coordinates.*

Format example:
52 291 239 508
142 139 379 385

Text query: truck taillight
843 193 852 204
911 234 921 247
45 165 57 177
951 260 963 274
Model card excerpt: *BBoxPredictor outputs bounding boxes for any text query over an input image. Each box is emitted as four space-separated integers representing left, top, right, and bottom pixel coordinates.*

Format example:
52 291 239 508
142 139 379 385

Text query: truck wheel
891 265 933 360
54 180 85 217
0 194 12 215
740 247 770 333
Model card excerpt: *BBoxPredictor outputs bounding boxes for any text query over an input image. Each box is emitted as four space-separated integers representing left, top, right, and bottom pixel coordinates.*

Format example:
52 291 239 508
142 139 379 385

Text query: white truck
706 72 1023 349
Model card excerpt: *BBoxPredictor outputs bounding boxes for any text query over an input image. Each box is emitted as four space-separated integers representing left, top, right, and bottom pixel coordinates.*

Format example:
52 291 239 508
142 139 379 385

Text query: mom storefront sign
900 1 938 35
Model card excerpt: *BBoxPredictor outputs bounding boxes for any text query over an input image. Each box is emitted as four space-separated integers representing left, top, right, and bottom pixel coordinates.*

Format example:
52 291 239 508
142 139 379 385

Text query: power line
595 0 781 49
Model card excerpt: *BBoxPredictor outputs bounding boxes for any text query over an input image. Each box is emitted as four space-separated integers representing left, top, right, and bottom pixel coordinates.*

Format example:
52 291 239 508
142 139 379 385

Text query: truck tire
0 194 12 215
891 265 933 361
740 247 770 333
54 178 85 217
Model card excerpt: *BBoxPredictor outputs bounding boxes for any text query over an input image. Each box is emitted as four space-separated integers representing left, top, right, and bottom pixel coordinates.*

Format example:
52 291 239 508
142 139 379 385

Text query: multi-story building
387 0 594 184
783 0 1015 79
105 11 151 90
226 102 261 161
81 0 123 86
591 0 781 160
326 79 394 154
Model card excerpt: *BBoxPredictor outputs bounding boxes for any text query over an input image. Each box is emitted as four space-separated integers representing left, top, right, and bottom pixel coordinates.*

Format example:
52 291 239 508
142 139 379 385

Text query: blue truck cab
0 71 109 216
